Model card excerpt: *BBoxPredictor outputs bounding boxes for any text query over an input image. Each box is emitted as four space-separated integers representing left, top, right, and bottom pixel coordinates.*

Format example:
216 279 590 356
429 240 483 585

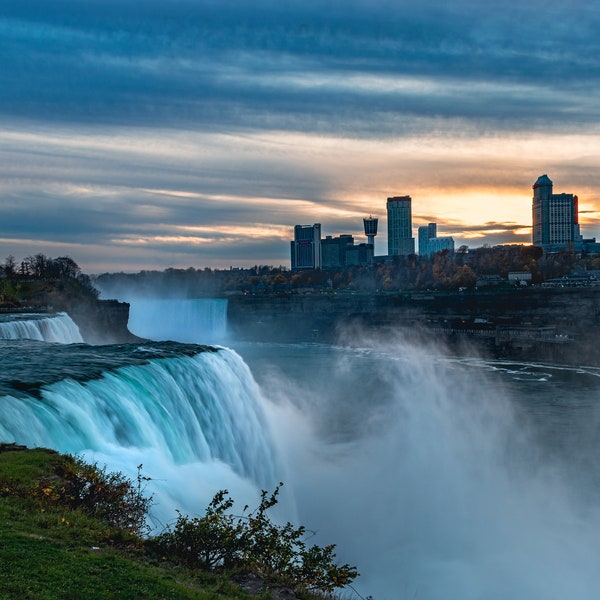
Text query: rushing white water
0 345 282 526
126 298 228 344
224 336 600 600
0 312 83 343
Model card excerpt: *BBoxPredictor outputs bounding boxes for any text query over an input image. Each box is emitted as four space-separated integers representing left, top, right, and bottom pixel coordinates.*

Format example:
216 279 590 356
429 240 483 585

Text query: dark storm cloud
2 0 599 135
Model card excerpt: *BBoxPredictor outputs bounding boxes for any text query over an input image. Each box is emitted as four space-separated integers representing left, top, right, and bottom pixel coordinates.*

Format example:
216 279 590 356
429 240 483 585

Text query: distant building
418 223 437 255
428 236 455 255
345 242 373 266
363 216 379 248
476 274 506 288
532 174 583 250
387 196 415 256
418 222 454 257
290 223 322 270
322 234 374 269
508 271 532 285
582 238 600 254
291 223 375 271
322 234 355 269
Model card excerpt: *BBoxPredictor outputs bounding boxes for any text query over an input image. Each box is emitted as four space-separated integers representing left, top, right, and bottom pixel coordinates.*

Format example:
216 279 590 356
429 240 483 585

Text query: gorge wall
227 288 600 365
50 285 600 365
61 299 139 344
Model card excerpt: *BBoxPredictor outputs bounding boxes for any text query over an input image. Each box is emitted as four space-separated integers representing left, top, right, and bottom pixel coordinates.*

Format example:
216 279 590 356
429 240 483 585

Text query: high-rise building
387 196 414 256
290 223 322 270
418 222 454 257
532 174 582 250
418 223 436 255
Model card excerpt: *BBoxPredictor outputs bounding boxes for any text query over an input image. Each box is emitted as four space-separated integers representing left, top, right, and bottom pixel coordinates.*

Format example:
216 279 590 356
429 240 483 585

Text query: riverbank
0 444 349 600
226 287 600 366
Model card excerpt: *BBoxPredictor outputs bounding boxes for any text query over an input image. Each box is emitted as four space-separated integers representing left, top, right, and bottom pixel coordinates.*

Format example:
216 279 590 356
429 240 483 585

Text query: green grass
0 446 351 600
0 446 63 485
0 446 253 600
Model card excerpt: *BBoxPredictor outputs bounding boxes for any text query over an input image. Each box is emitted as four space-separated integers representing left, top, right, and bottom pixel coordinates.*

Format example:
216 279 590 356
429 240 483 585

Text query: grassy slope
0 447 252 600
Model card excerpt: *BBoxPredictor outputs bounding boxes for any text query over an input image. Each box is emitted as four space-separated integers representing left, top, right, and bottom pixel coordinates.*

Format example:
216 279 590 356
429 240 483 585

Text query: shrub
33 456 152 536
163 490 244 569
155 483 358 594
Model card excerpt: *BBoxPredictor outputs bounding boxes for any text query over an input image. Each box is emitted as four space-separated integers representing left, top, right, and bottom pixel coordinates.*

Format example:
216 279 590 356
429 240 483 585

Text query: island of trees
0 253 98 309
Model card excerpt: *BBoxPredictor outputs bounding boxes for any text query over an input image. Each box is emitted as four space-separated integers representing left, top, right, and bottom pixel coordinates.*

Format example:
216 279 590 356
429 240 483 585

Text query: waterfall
0 345 281 522
126 299 228 344
0 312 83 343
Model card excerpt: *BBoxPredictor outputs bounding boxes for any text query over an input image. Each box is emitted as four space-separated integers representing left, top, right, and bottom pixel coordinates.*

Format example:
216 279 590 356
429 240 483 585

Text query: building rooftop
533 174 553 189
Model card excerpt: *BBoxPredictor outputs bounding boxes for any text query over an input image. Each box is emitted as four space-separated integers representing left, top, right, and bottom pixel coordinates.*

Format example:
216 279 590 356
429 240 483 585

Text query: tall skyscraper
532 174 582 250
387 196 415 256
290 223 322 270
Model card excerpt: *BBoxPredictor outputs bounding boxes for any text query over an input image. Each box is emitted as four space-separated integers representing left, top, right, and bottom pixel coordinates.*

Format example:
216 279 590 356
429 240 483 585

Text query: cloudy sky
1 0 600 272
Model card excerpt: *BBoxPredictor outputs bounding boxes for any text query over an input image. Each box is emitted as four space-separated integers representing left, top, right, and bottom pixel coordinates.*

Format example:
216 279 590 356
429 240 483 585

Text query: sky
1 0 600 273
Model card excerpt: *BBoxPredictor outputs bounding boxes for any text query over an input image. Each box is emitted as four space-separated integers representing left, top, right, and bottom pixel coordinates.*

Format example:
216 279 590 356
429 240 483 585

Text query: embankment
227 288 600 365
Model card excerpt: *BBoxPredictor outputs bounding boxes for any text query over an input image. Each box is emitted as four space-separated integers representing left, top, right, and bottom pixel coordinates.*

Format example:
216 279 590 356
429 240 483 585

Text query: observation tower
363 216 378 247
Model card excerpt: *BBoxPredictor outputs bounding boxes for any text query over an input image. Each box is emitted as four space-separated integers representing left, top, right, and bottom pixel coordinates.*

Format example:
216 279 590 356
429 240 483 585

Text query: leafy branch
154 483 359 594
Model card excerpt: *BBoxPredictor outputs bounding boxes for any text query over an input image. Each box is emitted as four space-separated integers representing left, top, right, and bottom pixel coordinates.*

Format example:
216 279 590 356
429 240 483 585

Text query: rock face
65 299 140 344
227 288 600 365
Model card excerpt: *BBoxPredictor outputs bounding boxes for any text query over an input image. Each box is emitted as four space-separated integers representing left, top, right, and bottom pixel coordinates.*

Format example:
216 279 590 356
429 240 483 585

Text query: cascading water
0 341 282 526
126 298 228 344
0 312 83 343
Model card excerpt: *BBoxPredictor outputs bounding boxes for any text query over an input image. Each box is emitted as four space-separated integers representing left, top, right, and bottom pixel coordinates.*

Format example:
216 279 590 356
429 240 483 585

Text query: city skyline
1 1 600 273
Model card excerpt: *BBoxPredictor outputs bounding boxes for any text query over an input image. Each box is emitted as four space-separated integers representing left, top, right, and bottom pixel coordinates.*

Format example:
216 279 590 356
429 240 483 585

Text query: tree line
0 254 98 308
2 254 82 280
2 245 595 300
95 245 598 295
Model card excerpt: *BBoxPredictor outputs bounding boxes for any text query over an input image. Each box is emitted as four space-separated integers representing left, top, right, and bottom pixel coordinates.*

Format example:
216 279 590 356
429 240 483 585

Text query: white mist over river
2 300 600 598
238 340 600 600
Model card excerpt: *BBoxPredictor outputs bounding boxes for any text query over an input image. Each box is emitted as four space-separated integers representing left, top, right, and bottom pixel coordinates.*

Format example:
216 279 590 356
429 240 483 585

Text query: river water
1 304 599 599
